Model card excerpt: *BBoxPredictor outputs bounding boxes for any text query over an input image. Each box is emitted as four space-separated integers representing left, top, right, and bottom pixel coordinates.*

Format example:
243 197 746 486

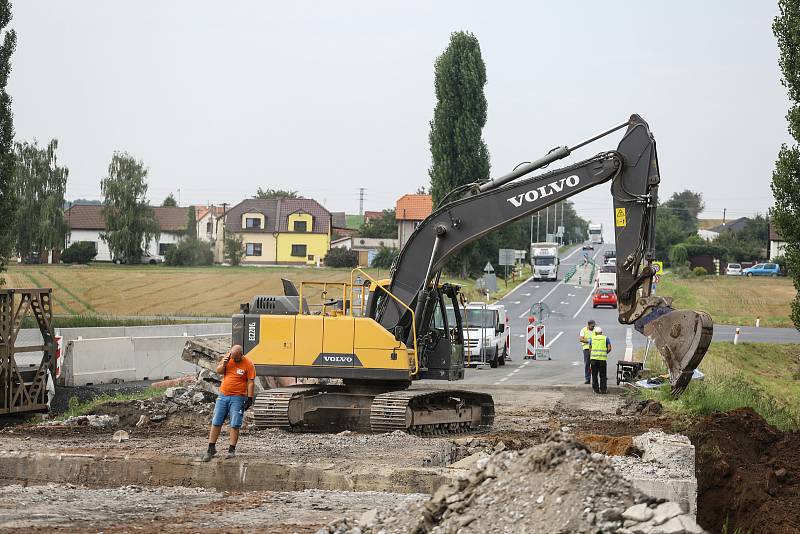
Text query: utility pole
359 188 365 216
722 208 726 225
545 206 549 240
537 211 540 243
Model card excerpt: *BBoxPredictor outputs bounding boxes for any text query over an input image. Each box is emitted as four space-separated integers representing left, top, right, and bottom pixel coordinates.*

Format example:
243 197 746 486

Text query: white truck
597 271 616 291
588 223 603 244
448 303 507 368
531 242 559 281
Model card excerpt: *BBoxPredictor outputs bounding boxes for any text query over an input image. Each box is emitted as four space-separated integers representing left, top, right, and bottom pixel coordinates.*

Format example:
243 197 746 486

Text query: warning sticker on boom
615 208 627 227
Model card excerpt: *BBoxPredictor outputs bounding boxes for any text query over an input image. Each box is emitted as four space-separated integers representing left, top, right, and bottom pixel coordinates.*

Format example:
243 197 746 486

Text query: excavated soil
577 433 638 456
686 408 800 534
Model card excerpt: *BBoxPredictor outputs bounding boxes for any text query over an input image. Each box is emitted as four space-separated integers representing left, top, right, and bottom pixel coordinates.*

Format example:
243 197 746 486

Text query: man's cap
594 326 603 333
588 319 596 325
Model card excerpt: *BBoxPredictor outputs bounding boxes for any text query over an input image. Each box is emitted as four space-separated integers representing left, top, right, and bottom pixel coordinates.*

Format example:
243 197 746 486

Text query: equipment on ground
189 114 712 435
1 288 56 415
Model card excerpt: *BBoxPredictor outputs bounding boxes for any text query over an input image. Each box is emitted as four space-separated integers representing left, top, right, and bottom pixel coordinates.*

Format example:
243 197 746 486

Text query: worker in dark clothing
589 326 612 394
579 320 596 384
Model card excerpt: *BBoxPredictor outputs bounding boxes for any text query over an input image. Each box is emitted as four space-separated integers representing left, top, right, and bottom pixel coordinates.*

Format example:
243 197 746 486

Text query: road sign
528 302 552 323
556 226 565 237
484 262 495 273
499 249 516 266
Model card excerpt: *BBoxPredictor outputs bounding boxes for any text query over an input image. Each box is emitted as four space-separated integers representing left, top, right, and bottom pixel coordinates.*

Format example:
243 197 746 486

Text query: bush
668 243 688 266
324 246 358 268
61 242 97 264
371 246 398 269
692 266 708 276
224 234 245 266
165 238 213 266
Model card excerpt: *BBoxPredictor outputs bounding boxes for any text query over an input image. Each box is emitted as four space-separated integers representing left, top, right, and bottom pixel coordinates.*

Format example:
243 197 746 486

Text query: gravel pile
321 432 706 534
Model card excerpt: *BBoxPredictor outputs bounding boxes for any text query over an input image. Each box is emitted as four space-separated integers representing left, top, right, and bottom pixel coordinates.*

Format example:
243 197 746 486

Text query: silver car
725 263 742 275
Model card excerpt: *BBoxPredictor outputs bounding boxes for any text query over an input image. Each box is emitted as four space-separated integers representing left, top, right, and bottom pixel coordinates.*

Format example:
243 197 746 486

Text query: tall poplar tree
772 1 800 329
428 31 491 276
0 0 15 284
100 152 160 263
13 139 69 259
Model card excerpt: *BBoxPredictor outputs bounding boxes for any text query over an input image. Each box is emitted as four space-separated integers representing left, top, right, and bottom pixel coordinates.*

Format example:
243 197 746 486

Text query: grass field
2 263 532 319
659 274 797 327
639 342 800 430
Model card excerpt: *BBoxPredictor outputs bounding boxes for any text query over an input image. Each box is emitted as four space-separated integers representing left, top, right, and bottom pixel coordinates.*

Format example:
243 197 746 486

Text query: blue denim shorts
212 393 246 429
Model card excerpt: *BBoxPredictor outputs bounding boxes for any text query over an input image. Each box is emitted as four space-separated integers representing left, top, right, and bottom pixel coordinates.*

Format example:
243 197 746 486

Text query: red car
592 287 617 308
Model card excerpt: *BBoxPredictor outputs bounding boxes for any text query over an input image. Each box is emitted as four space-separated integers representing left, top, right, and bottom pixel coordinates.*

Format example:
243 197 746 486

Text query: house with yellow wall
224 198 331 265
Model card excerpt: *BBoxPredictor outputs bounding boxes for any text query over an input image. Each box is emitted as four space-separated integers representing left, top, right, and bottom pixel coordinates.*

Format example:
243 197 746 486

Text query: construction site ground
1 383 798 532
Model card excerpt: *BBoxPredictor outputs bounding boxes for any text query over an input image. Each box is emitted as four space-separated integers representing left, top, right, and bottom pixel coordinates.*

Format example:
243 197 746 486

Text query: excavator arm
377 114 712 395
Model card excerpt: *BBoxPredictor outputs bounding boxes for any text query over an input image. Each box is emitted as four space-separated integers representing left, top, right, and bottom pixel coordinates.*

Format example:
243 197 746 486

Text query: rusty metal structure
0 288 55 415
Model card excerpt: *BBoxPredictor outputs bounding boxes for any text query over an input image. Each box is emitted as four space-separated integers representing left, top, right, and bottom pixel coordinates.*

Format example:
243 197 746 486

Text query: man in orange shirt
201 344 256 461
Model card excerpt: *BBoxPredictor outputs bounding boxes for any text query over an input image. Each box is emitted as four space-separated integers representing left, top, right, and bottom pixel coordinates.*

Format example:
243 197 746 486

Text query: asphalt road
423 243 800 388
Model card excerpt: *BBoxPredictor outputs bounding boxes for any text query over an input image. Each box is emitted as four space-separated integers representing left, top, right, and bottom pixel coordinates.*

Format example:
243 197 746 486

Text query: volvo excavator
186 114 713 435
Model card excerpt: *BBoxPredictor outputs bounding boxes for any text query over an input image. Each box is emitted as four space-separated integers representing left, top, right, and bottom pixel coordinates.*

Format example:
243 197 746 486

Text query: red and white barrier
526 324 536 358
734 327 740 345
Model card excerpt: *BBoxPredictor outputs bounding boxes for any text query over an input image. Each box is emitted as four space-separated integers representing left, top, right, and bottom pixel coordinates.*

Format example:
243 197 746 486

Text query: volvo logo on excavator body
505 175 580 208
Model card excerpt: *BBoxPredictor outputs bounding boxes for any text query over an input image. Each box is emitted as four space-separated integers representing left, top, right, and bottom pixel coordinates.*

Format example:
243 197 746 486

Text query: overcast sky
9 1 790 236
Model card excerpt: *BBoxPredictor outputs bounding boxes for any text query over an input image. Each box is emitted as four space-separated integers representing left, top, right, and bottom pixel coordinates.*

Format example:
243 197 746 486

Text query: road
424 243 800 388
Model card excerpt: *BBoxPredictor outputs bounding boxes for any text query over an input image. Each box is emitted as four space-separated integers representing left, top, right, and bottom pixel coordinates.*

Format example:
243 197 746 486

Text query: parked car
592 287 618 308
140 255 163 265
582 242 594 250
725 263 742 276
742 263 780 277
600 265 616 273
603 250 616 261
604 257 617 267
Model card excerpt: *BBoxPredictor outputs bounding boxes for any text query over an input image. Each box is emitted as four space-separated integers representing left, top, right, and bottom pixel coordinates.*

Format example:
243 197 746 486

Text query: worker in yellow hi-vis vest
589 326 612 394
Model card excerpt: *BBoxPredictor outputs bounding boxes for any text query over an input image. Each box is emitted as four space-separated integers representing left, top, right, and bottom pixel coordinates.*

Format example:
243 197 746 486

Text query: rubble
39 414 120 428
323 432 706 534
112 430 129 443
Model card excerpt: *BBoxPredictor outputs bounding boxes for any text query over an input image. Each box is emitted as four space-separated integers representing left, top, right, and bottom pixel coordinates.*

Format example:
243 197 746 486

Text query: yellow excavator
191 115 713 435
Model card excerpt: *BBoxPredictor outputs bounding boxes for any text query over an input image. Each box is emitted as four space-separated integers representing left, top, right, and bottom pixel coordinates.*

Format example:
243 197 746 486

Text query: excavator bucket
641 308 714 395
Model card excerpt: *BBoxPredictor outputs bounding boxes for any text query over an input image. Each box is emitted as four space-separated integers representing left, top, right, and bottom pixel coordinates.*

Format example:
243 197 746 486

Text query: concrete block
131 336 197 381
65 337 137 386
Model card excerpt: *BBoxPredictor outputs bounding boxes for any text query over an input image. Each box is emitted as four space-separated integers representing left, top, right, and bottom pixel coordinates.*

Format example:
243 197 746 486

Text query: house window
79 241 97 252
307 254 315 261
158 243 175 256
246 243 262 256
245 217 262 229
294 220 308 232
206 222 213 233
291 244 307 257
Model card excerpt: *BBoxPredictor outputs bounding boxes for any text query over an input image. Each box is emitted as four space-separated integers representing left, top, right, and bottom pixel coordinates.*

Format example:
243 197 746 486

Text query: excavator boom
379 114 712 395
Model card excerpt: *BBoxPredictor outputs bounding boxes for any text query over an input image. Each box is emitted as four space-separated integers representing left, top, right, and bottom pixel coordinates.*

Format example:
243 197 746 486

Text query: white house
194 205 226 243
769 223 787 260
65 204 190 261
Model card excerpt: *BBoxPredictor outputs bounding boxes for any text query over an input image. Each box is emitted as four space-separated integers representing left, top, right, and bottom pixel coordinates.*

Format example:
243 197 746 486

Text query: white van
448 303 506 368
597 271 616 291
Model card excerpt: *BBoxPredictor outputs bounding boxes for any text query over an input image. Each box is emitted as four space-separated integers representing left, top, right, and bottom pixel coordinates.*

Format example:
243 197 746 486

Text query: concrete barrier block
67 337 136 386
131 337 198 381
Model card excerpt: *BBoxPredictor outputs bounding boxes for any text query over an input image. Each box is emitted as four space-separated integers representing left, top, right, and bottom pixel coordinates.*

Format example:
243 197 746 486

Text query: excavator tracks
370 389 494 435
252 386 494 435
253 385 325 430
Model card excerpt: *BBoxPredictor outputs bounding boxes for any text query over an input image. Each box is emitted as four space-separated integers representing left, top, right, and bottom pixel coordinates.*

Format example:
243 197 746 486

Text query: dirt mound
323 432 705 533
687 407 800 533
578 434 638 456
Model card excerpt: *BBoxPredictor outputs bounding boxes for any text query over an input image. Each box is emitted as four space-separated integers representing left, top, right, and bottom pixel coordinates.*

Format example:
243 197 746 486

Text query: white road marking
517 334 525 338
499 377 509 382
534 285 540 289
625 327 633 360
568 293 575 297
497 275 534 302
560 301 569 305
518 281 565 318
522 360 531 365
512 301 520 305
512 368 521 374
572 290 595 319
572 361 580 366
545 331 564 348
523 293 531 297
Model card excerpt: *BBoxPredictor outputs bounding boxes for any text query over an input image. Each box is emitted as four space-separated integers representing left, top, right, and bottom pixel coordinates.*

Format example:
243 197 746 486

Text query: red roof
65 204 189 232
364 210 383 221
395 194 432 221
195 205 226 221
